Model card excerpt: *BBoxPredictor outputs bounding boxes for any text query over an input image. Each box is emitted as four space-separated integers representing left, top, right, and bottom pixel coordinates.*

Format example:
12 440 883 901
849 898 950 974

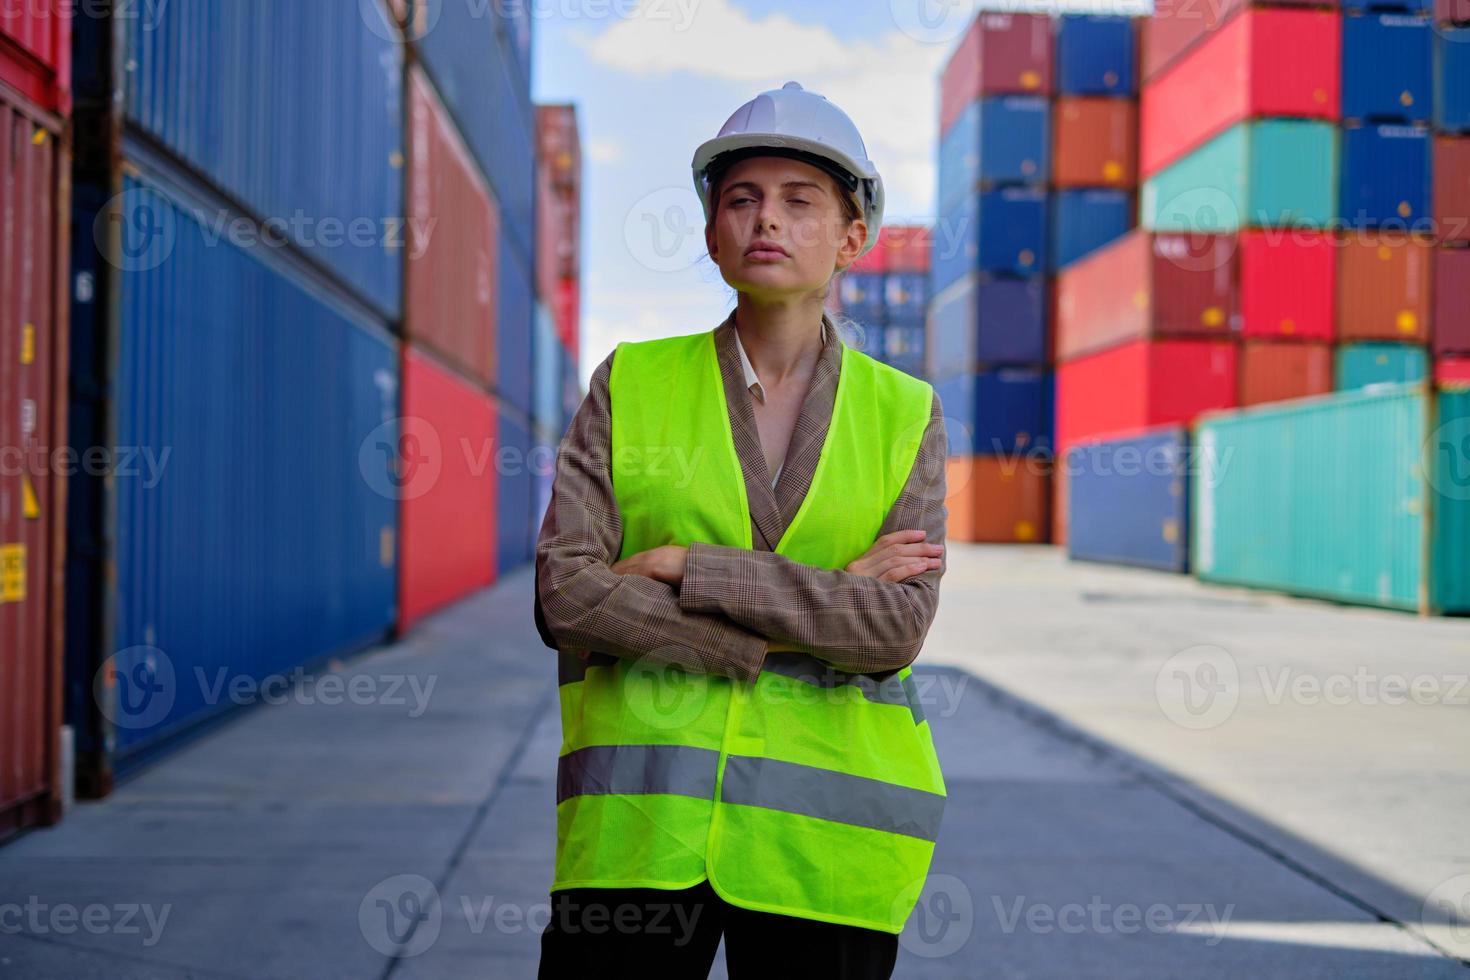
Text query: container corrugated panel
0 94 63 837
415 2 536 261
938 96 1050 212
932 187 1048 293
1067 427 1190 571
532 301 562 440
935 374 975 457
1239 229 1336 340
1339 124 1433 228
1140 8 1340 179
966 455 1051 543
1440 0 1470 22
1341 14 1433 122
1056 230 1239 361
1056 15 1137 96
1052 97 1138 188
122 0 405 319
942 369 1053 457
1336 342 1429 388
1435 28 1470 132
1337 232 1433 341
928 271 1047 372
1434 137 1470 244
876 226 931 273
939 13 1052 136
1435 247 1470 354
1194 385 1470 613
1141 120 1338 231
497 242 535 416
399 346 497 631
1240 342 1335 405
0 0 70 113
106 173 399 762
406 66 497 387
496 408 534 574
1050 189 1133 271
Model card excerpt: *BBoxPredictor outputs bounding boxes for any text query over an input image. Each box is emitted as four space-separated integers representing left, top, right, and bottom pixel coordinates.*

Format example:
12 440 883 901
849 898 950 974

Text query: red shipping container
399 346 499 630
554 276 580 358
1140 8 1339 179
940 13 1052 136
1438 356 1470 385
1239 229 1336 341
1239 342 1334 406
1438 0 1470 23
1435 247 1470 354
880 225 931 273
0 94 66 840
1056 230 1239 361
1337 232 1433 342
849 236 888 275
1053 97 1138 188
0 0 70 114
1436 137 1470 245
407 67 499 388
536 104 582 194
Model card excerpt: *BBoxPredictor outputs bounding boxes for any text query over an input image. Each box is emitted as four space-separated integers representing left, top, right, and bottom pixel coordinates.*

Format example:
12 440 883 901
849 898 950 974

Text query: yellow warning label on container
1397 311 1418 334
0 545 25 603
1400 90 1414 107
1015 521 1037 542
1312 88 1326 104
389 151 405 169
1103 160 1122 182
1132 290 1149 310
1162 519 1180 544
1378 245 1393 261
1103 70 1119 88
21 323 35 364
22 475 40 520
1201 306 1224 328
31 128 46 146
1398 200 1413 218
380 526 396 568
1019 70 1040 89
1018 248 1035 267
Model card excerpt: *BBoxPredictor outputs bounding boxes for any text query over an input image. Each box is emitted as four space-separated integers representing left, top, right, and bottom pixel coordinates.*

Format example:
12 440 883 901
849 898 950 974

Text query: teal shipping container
1140 120 1338 231
1194 385 1470 614
1337 343 1429 390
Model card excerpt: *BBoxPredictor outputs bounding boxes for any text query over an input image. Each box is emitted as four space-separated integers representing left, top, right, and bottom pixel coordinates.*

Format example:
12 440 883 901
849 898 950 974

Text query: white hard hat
692 81 885 259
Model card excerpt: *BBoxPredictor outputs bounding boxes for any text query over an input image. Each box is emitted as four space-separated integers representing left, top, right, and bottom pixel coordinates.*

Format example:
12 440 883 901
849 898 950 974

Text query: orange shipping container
1239 342 1334 407
945 457 976 542
1336 233 1433 342
1053 97 1138 188
948 456 1051 544
406 66 499 388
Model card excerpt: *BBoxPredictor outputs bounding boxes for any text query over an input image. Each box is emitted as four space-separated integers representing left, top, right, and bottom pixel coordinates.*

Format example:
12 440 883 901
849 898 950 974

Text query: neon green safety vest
553 328 946 933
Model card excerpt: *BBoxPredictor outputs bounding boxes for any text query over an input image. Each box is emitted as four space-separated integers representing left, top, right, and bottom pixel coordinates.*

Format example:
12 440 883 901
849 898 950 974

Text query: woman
534 81 949 979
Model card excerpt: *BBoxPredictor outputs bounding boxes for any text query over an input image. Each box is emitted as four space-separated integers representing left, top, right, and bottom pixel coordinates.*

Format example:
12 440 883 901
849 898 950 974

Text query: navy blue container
977 276 1048 365
122 0 405 320
1340 14 1433 122
1436 28 1470 133
932 187 1049 294
498 241 535 416
938 369 1053 457
839 271 888 322
1056 15 1137 96
880 325 925 377
1338 124 1433 228
101 171 399 763
416 2 537 262
927 275 977 380
1051 189 1134 270
1067 427 1190 573
934 373 975 457
884 272 928 322
497 407 535 573
937 96 1051 212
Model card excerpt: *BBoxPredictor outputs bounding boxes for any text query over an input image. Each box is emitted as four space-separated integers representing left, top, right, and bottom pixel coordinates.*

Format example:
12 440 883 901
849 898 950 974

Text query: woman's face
704 155 866 302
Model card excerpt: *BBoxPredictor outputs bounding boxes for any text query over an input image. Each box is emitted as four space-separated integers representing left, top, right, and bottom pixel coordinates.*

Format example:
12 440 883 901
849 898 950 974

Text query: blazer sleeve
677 391 948 674
533 351 771 684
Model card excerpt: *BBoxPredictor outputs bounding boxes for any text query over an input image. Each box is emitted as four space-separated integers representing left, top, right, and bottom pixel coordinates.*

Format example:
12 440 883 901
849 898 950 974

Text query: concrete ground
0 549 1466 978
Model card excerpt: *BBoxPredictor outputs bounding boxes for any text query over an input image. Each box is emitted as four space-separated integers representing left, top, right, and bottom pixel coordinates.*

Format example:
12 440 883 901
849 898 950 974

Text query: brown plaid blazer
533 309 948 684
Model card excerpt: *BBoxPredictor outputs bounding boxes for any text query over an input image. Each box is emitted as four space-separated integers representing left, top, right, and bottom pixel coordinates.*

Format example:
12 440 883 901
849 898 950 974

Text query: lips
745 240 790 259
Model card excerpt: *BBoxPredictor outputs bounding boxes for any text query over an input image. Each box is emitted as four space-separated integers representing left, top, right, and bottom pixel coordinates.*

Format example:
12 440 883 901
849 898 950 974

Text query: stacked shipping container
1433 3 1470 383
834 225 930 377
0 4 70 840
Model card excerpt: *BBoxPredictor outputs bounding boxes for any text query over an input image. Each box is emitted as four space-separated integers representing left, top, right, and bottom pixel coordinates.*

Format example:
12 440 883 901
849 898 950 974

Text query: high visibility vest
553 328 946 934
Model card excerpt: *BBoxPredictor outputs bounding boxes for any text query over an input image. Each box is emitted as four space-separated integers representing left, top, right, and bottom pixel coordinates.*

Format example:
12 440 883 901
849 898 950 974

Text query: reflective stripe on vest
554 328 945 933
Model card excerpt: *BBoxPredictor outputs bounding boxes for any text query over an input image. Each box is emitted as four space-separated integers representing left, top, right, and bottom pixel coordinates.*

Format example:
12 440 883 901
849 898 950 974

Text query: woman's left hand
610 545 688 586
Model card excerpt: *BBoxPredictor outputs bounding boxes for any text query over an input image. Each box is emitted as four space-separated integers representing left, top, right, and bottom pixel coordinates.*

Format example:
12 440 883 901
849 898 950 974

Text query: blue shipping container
122 0 405 320
105 171 399 762
934 373 975 457
533 301 561 441
932 187 1049 294
498 241 535 416
937 96 1051 213
1336 343 1429 389
1056 15 1137 96
1340 14 1433 122
416 1 537 262
497 408 535 573
884 272 928 321
1051 189 1134 271
927 271 1047 378
1436 28 1470 133
1339 124 1433 229
1067 428 1190 573
839 271 888 321
938 369 1053 457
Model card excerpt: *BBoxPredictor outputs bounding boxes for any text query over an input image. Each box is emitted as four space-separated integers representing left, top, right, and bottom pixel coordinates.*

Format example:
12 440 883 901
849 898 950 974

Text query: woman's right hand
844 529 943 583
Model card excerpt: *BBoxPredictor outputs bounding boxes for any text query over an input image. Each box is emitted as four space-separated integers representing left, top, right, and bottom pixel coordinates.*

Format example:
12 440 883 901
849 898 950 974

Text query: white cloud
585 138 623 163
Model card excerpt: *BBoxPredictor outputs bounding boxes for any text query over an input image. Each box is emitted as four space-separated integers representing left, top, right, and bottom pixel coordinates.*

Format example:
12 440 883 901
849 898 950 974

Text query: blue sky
531 0 1150 385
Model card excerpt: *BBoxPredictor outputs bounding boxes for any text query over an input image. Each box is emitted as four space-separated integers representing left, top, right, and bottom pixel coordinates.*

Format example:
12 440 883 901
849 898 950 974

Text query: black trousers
537 880 898 979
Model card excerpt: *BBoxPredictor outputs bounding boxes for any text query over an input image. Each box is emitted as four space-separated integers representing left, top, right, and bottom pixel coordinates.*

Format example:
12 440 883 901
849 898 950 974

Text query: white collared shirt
731 317 829 488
